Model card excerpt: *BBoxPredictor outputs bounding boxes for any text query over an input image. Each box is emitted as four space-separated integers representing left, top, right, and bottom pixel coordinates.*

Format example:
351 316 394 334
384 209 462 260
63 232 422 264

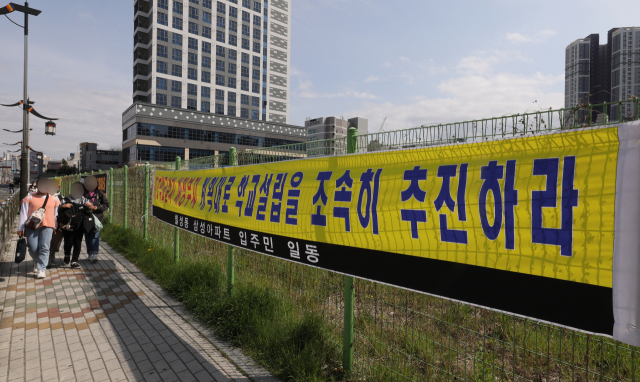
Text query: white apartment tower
610 27 640 120
133 0 291 123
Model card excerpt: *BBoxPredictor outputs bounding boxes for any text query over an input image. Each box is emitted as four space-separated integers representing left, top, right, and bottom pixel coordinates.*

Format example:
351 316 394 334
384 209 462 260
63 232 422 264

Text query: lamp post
0 2 42 199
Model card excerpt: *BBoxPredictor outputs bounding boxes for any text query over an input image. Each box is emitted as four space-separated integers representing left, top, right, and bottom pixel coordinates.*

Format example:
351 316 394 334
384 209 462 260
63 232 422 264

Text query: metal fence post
123 166 128 229
109 168 114 223
143 162 150 240
174 156 181 263
227 147 236 296
343 127 357 373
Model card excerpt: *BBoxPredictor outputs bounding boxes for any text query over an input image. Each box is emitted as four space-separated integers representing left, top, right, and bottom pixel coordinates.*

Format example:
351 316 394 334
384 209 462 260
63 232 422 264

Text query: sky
0 0 638 159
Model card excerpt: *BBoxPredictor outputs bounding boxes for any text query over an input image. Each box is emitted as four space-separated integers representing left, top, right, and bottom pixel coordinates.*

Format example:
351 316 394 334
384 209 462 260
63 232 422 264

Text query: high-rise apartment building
305 117 369 142
565 27 640 121
132 0 291 123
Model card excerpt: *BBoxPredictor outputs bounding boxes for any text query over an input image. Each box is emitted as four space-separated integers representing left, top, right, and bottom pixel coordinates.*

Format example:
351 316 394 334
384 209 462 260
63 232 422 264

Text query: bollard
174 156 181 263
227 148 236 296
123 166 128 229
143 162 150 240
342 127 358 374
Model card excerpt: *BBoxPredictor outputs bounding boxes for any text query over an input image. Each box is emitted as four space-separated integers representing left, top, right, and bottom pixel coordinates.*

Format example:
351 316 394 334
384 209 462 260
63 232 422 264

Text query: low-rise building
79 143 122 172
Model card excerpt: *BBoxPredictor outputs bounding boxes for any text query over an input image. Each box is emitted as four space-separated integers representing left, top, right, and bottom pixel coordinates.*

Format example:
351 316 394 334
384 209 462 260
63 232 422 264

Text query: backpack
26 194 49 230
58 197 86 232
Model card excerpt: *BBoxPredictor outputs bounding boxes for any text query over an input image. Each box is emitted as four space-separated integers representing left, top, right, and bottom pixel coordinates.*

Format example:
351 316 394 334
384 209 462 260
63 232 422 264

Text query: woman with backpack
17 178 60 279
47 179 65 269
83 176 108 263
59 182 91 268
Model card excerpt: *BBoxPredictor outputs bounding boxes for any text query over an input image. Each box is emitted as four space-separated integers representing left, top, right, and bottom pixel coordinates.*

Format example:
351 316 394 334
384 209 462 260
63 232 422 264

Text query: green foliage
101 223 342 382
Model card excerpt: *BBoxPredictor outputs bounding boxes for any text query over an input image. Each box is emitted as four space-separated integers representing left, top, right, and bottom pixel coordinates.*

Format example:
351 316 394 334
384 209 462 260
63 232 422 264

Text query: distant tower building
132 0 291 123
565 27 640 122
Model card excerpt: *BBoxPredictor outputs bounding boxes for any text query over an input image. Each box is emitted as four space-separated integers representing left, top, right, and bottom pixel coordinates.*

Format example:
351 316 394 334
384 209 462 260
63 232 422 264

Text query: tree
57 159 78 176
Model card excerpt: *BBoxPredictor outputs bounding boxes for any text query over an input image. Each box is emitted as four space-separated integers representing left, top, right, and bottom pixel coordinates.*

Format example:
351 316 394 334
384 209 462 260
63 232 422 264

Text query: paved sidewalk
0 231 279 382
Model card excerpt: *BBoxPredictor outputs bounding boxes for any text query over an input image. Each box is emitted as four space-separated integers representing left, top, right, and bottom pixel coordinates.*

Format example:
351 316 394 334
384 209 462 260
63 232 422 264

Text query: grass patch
101 223 342 382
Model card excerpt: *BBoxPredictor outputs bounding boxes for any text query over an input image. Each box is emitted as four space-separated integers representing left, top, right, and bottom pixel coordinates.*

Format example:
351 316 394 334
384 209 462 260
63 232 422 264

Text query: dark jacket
57 197 90 232
84 190 109 222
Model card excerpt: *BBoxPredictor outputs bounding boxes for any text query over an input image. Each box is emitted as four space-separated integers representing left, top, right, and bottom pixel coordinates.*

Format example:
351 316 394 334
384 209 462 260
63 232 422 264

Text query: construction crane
379 117 387 133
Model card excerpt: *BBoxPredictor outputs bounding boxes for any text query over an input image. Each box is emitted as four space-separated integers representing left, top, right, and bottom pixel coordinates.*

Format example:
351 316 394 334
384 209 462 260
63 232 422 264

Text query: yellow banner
153 127 618 288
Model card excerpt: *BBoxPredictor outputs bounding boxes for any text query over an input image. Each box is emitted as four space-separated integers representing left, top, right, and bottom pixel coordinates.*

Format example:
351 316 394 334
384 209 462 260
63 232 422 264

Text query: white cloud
294 78 376 99
456 50 530 76
507 30 557 44
364 76 380 83
344 54 563 132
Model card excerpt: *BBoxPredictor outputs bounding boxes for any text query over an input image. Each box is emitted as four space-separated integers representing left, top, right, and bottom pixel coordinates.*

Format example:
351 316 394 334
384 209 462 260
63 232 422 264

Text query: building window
253 28 260 39
241 108 249 118
187 99 197 110
242 0 250 9
229 34 237 46
202 56 211 68
157 61 168 74
228 63 237 74
252 56 260 66
241 53 249 64
227 77 236 88
216 74 225 85
253 1 261 12
308 129 316 134
171 80 182 93
228 92 236 103
217 31 225 43
216 103 224 114
242 10 250 22
187 83 197 96
189 0 198 4
229 49 237 61
217 16 226 28
201 101 211 112
172 17 183 30
202 41 211 53
172 48 182 61
202 26 211 38
186 37 197 50
157 45 168 58
188 6 198 20
230 6 237 18
188 68 198 80
171 96 181 107
241 80 249 90
251 96 259 107
157 78 168 90
252 68 259 79
216 46 225 57
188 52 198 65
228 105 236 116
172 64 182 77
202 11 212 24
172 33 183 45
217 1 226 13
253 15 261 25
216 89 224 100
241 66 249 77
202 0 212 9
172 1 183 14
216 60 225 72
252 42 260 53
241 94 249 105
156 94 167 106
158 29 169 42
158 12 168 26
202 86 211 98
202 71 211 83
188 22 198 35
158 0 169 10
242 24 250 37
252 82 259 93
230 20 237 32
251 110 259 119
136 145 184 162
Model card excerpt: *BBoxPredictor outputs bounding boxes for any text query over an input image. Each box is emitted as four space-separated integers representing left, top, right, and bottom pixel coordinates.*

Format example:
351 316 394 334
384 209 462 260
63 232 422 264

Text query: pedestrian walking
17 178 60 279
8 181 14 194
47 179 65 269
59 182 90 269
83 176 108 263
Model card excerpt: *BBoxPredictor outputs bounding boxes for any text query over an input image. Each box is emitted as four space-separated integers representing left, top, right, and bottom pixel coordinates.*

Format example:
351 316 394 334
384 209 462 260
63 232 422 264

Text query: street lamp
0 2 42 199
45 120 56 135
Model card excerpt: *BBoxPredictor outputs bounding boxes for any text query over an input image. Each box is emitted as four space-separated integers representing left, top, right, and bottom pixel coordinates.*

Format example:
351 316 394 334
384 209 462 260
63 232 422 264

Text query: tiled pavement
0 231 279 382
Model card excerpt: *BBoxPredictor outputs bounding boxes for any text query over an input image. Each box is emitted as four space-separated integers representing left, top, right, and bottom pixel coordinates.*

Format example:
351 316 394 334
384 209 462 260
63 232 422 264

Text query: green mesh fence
58 99 640 381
